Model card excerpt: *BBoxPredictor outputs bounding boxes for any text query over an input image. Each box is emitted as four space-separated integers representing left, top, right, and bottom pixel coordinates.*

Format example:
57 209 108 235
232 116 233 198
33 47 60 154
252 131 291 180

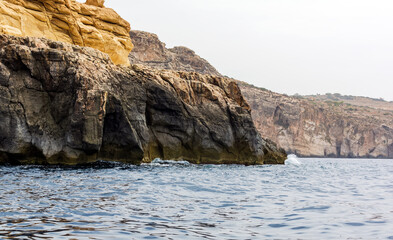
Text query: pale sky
95 0 393 100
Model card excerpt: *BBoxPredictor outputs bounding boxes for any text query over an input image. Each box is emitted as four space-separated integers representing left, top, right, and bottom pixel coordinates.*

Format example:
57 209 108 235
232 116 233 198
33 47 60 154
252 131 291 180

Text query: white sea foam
149 158 190 166
285 154 302 166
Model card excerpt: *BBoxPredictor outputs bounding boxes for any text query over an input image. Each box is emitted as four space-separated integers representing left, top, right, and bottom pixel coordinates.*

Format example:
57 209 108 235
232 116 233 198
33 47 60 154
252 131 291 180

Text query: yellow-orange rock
0 0 133 66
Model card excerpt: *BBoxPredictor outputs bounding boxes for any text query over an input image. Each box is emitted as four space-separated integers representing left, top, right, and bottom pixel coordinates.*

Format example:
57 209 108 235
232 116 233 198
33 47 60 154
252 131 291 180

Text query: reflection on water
1 159 393 239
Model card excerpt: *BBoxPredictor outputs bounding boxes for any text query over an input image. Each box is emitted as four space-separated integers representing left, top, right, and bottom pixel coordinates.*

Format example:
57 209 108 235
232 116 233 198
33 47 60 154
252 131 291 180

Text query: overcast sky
99 0 392 100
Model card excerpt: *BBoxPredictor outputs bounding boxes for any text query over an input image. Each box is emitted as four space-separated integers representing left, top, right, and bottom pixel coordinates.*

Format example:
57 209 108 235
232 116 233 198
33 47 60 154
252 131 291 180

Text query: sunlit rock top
0 0 133 66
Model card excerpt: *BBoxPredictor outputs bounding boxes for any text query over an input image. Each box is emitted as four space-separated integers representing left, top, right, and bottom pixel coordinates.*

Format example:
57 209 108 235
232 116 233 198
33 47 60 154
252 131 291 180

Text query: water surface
1 158 392 239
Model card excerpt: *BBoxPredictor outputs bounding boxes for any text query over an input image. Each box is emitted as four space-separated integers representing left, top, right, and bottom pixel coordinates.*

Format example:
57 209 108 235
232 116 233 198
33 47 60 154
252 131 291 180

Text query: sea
0 158 392 240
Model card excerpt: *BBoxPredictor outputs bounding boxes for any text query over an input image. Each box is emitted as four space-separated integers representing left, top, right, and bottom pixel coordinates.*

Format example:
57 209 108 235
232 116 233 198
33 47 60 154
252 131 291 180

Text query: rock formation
129 30 221 76
238 82 393 158
0 0 133 66
0 34 286 165
128 29 393 159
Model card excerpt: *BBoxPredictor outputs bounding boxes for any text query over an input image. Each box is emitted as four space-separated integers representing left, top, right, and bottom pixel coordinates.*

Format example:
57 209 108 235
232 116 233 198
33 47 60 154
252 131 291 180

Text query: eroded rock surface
0 0 133 66
129 30 221 76
238 82 393 158
0 34 286 165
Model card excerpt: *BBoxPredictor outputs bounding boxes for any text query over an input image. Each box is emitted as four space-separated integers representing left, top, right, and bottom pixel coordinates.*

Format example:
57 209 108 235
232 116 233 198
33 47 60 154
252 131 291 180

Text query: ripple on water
268 223 289 228
0 159 393 239
294 205 331 212
344 222 366 227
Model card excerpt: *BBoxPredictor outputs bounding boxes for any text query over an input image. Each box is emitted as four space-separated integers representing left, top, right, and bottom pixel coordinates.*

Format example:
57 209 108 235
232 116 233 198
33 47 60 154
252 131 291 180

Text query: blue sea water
0 158 392 239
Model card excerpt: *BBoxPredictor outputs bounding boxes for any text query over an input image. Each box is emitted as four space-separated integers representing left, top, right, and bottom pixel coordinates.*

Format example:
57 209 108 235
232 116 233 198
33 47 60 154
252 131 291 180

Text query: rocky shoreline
0 34 286 165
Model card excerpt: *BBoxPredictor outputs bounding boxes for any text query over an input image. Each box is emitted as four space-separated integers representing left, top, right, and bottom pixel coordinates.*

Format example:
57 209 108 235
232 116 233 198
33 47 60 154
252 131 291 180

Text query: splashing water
285 154 302 166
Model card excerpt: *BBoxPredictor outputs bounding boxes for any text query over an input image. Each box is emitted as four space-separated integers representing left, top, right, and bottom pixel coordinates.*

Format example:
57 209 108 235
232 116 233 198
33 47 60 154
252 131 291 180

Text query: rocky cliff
0 0 133 66
128 30 393 159
129 30 221 76
238 82 393 158
0 34 286 165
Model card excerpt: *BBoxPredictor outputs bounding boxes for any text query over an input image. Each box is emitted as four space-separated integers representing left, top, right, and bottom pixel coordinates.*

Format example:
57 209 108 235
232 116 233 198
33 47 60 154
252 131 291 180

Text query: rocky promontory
0 34 286 165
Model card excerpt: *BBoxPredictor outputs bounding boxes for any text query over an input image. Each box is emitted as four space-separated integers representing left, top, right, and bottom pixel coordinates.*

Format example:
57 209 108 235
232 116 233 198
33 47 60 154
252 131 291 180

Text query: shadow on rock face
0 34 286 165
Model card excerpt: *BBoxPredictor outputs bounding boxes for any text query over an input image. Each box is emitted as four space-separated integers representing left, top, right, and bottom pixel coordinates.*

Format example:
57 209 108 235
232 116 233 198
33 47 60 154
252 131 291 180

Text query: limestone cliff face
0 34 286 165
129 30 221 76
238 82 393 158
0 0 133 66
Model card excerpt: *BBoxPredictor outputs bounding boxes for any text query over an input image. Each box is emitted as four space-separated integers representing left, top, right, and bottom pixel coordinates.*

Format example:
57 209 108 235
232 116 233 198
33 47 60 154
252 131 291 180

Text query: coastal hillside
128 30 393 158
238 82 393 158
